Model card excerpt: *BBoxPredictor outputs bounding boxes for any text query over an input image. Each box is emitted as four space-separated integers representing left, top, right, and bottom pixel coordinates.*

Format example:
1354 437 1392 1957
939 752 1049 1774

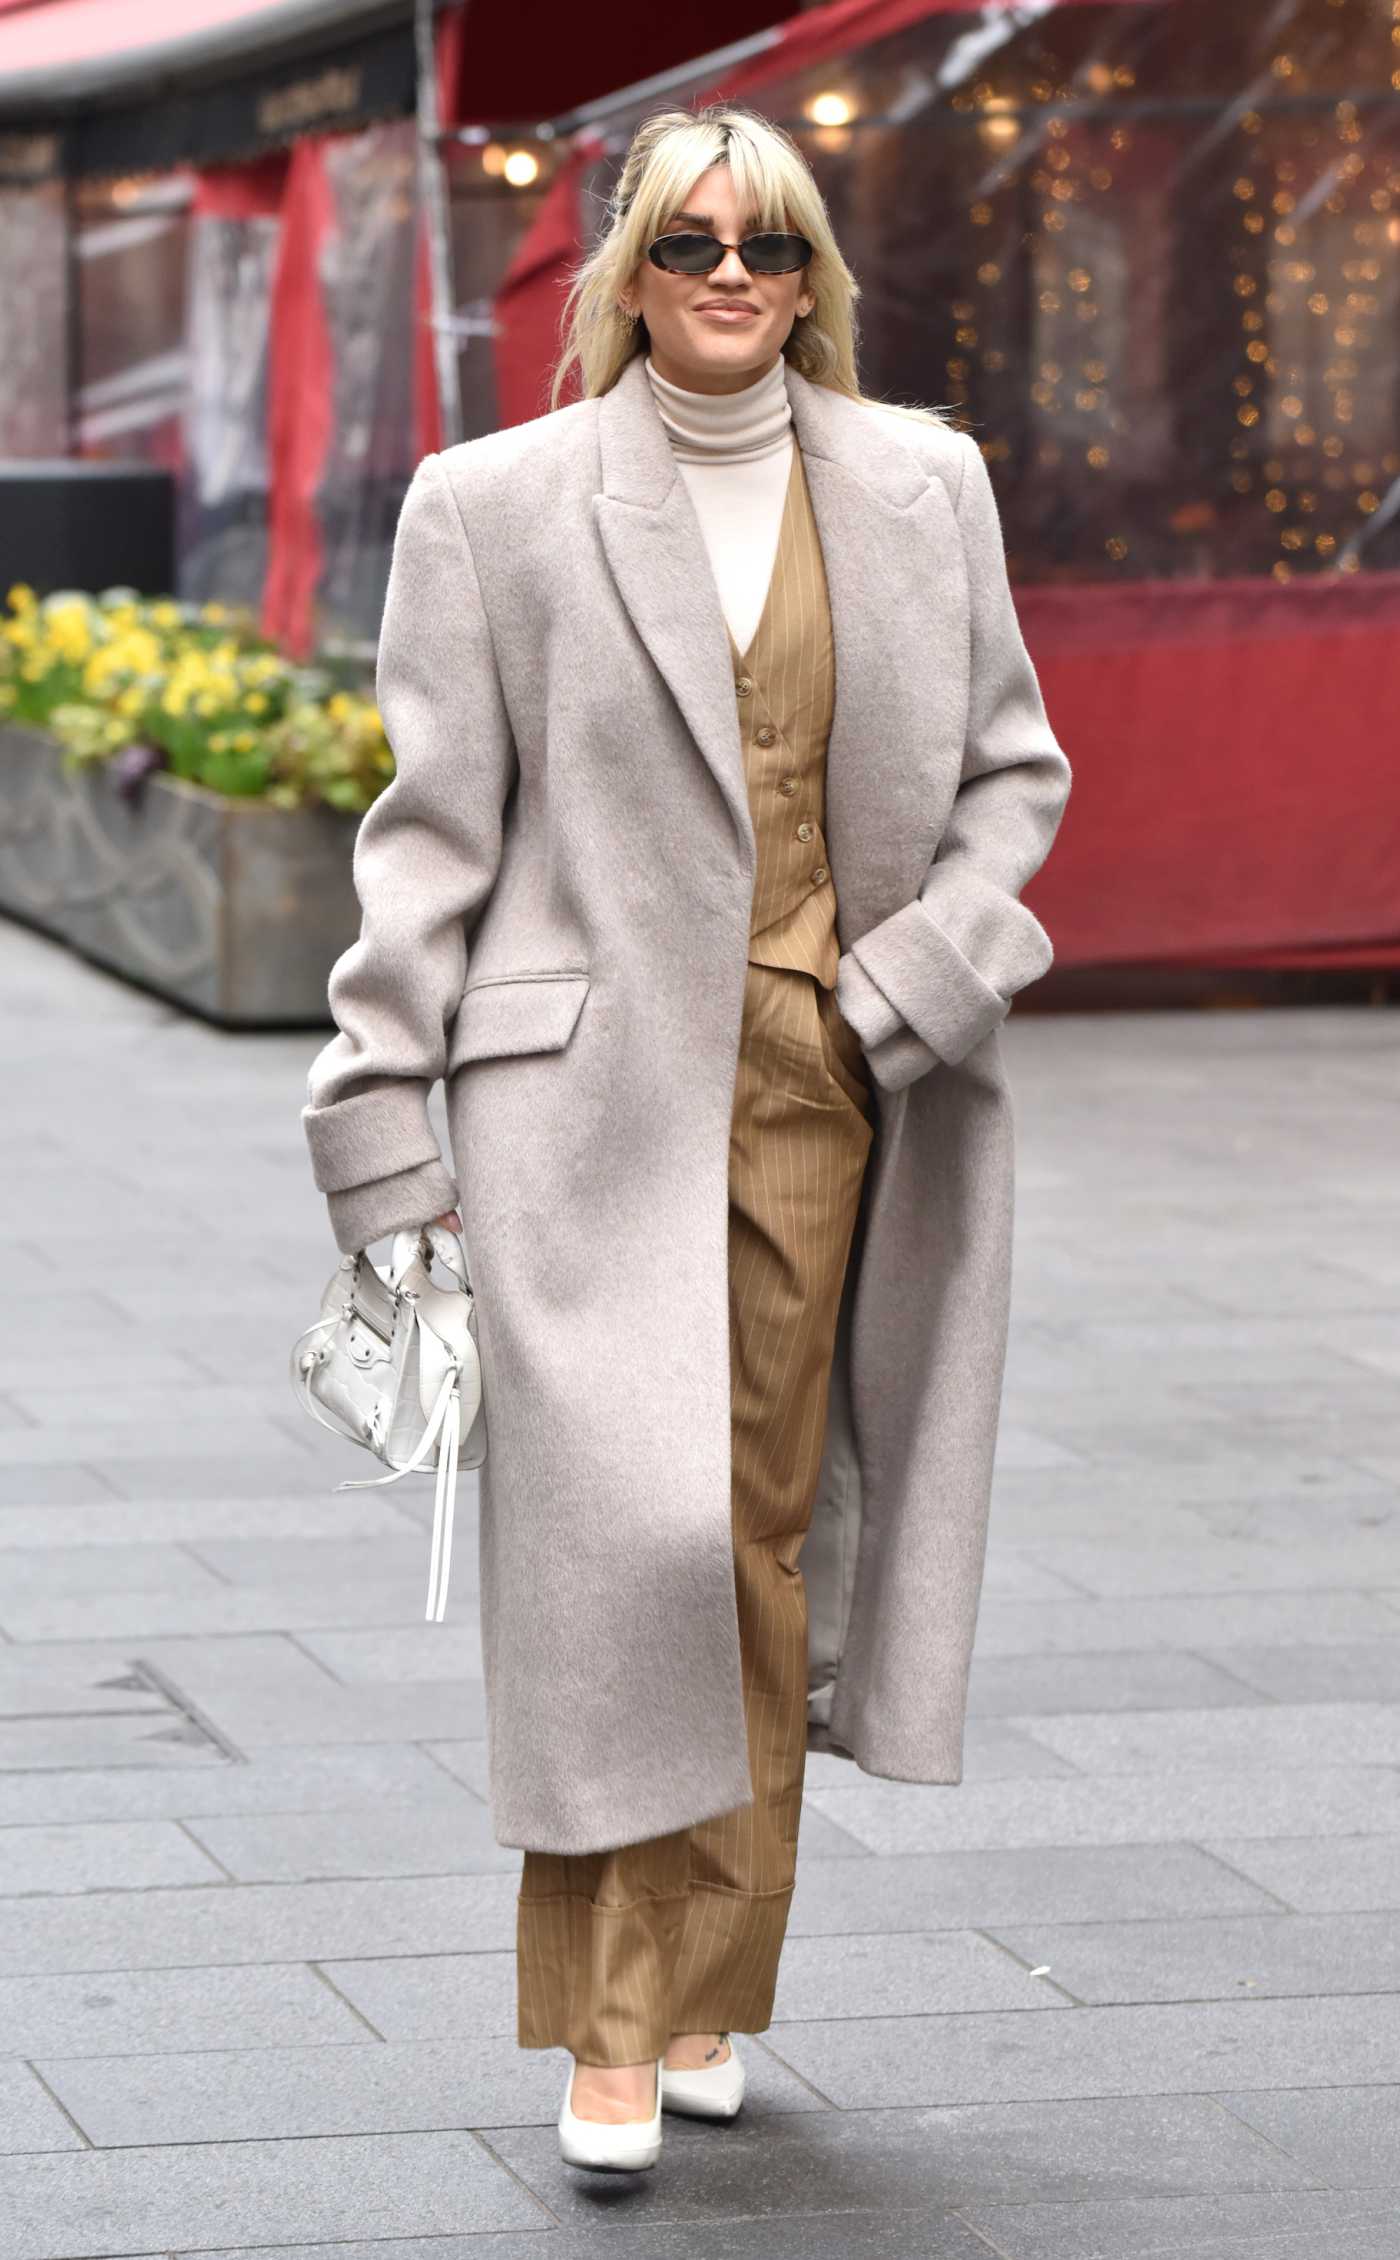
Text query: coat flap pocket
448 970 590 1070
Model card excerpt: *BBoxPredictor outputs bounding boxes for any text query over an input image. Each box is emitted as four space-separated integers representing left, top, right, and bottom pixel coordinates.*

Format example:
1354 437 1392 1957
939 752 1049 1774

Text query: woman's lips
693 305 759 322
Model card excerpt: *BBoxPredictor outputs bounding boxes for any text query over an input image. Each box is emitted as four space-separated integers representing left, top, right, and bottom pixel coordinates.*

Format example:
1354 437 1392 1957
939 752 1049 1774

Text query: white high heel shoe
558 2055 664 2172
659 2033 746 2119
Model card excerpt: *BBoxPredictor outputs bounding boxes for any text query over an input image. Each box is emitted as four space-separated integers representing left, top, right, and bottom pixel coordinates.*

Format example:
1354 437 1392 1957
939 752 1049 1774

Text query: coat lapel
593 354 755 861
592 352 969 933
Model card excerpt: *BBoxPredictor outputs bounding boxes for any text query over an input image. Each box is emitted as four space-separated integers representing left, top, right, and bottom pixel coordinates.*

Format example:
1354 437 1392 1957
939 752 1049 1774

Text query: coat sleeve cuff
861 1022 943 1094
302 1080 443 1195
325 1157 460 1256
850 897 1009 1066
834 951 943 1094
833 951 904 1049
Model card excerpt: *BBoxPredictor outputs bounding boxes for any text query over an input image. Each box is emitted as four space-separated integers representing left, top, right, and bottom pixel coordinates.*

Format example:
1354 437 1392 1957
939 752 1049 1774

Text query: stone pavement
2 911 1399 2260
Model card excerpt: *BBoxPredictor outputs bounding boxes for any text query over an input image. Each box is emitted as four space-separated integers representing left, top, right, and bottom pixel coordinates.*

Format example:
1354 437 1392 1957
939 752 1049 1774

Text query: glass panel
0 181 68 457
580 0 1400 585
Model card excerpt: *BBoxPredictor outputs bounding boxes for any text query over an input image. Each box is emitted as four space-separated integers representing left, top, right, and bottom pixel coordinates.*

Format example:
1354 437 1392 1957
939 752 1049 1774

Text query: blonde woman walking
303 101 1071 2173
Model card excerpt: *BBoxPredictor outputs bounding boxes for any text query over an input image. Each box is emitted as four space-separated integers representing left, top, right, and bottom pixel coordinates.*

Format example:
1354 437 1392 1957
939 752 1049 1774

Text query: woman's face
619 163 815 395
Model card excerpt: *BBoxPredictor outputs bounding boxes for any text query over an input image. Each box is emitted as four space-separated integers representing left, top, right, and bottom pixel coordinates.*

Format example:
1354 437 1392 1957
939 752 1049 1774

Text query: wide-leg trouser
515 959 875 2063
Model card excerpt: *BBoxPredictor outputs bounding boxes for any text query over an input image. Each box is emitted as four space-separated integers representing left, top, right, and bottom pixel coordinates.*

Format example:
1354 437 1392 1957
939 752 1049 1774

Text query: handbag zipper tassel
332 1363 465 1619
424 1382 461 1624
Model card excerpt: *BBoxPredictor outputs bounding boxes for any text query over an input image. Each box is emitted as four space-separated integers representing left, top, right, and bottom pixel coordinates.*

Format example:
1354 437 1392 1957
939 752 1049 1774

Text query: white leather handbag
289 1222 486 1621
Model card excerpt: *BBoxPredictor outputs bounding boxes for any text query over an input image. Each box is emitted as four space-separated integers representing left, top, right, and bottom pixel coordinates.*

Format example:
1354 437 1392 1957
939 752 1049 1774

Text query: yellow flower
6 583 36 614
245 691 269 715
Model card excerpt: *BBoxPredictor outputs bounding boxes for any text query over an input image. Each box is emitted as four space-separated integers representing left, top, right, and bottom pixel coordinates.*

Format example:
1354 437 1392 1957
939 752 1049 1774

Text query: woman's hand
431 1210 463 1235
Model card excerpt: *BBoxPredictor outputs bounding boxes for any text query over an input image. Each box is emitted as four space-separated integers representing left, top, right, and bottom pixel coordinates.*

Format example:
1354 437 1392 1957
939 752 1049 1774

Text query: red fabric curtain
1021 572 1400 967
260 135 334 659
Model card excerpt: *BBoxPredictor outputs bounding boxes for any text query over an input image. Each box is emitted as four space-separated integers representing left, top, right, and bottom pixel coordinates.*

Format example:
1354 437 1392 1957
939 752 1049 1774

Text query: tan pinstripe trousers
515 956 874 2062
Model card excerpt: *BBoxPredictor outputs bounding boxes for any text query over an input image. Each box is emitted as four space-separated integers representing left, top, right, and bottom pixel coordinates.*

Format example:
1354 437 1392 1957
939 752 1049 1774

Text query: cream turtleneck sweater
644 353 794 657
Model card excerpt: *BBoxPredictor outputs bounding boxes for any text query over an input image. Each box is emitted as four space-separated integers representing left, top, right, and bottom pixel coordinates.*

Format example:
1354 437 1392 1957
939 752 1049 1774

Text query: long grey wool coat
303 349 1072 1855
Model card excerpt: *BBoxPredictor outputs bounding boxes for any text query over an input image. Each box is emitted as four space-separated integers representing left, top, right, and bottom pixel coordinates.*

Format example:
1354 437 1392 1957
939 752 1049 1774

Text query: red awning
0 0 407 109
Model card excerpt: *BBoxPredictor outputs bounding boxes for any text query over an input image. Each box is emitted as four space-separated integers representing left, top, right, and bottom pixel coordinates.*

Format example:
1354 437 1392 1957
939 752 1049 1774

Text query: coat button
811 864 829 885
778 776 798 796
796 820 815 842
755 724 778 746
735 676 753 697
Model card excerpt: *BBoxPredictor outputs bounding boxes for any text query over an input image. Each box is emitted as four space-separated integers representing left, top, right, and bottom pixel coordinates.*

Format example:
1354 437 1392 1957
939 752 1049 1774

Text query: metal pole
415 0 464 449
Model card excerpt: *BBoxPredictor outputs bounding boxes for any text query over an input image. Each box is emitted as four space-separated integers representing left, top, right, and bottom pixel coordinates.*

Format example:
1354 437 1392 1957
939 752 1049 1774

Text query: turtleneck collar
644 353 792 466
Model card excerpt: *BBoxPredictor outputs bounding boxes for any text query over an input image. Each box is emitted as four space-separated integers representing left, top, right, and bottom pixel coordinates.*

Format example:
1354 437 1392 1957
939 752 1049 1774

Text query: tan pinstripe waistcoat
726 443 840 989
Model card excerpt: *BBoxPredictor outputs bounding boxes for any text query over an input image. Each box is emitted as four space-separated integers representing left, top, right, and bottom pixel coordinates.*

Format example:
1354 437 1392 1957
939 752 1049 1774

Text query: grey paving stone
957 2186 1400 2259
180 1801 520 1882
786 1803 872 1860
1218 2083 1400 2187
978 1552 1093 1598
0 1820 226 1896
1200 1836 1400 1913
763 1991 1400 2109
0 1742 478 1828
0 2060 84 2155
183 1532 467 1587
0 1465 118 1506
318 1951 523 2039
480 2087 1315 2230
37 2032 822 2148
87 1454 354 1505
6 1383 318 1430
965 1650 1269 1717
984 1910 1400 2005
0 1713 228 1771
0 1873 520 1979
422 1741 492 1801
802 1767 1400 1854
296 1624 486 1683
1199 1639 1400 1703
989 1452 1393 1514
185 2219 990 2260
1006 1535 1400 1602
83 1630 489 1748
0 1960 368 2055
1019 1701 1400 1775
787 1845 1283 1936
0 2129 544 2258
958 1721 1081 1781
974 1590 1400 1657
0 1545 264 1618
771 1931 1061 2019
0 1574 453 1639
1187 1492 1400 1544
0 1493 414 1547
0 1420 315 1470
0 1645 163 1715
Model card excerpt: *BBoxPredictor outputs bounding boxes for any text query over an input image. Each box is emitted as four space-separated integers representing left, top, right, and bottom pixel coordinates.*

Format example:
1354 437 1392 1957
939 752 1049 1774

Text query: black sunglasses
647 230 814 278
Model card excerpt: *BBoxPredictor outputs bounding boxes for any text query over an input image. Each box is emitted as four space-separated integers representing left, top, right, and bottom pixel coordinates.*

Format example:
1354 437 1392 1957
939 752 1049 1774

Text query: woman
302 101 1071 2173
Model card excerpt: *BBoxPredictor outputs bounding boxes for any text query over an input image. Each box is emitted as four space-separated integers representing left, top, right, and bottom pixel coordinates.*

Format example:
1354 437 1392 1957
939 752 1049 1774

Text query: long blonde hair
550 101 953 430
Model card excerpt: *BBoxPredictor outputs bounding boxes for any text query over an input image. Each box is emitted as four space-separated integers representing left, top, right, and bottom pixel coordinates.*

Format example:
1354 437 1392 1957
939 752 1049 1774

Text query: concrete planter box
0 720 361 1026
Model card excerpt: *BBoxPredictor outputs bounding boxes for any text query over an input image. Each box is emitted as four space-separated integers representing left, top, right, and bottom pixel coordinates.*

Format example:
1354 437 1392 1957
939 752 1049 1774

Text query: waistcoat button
755 724 778 747
735 676 753 698
811 864 829 886
796 821 814 842
778 776 798 796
